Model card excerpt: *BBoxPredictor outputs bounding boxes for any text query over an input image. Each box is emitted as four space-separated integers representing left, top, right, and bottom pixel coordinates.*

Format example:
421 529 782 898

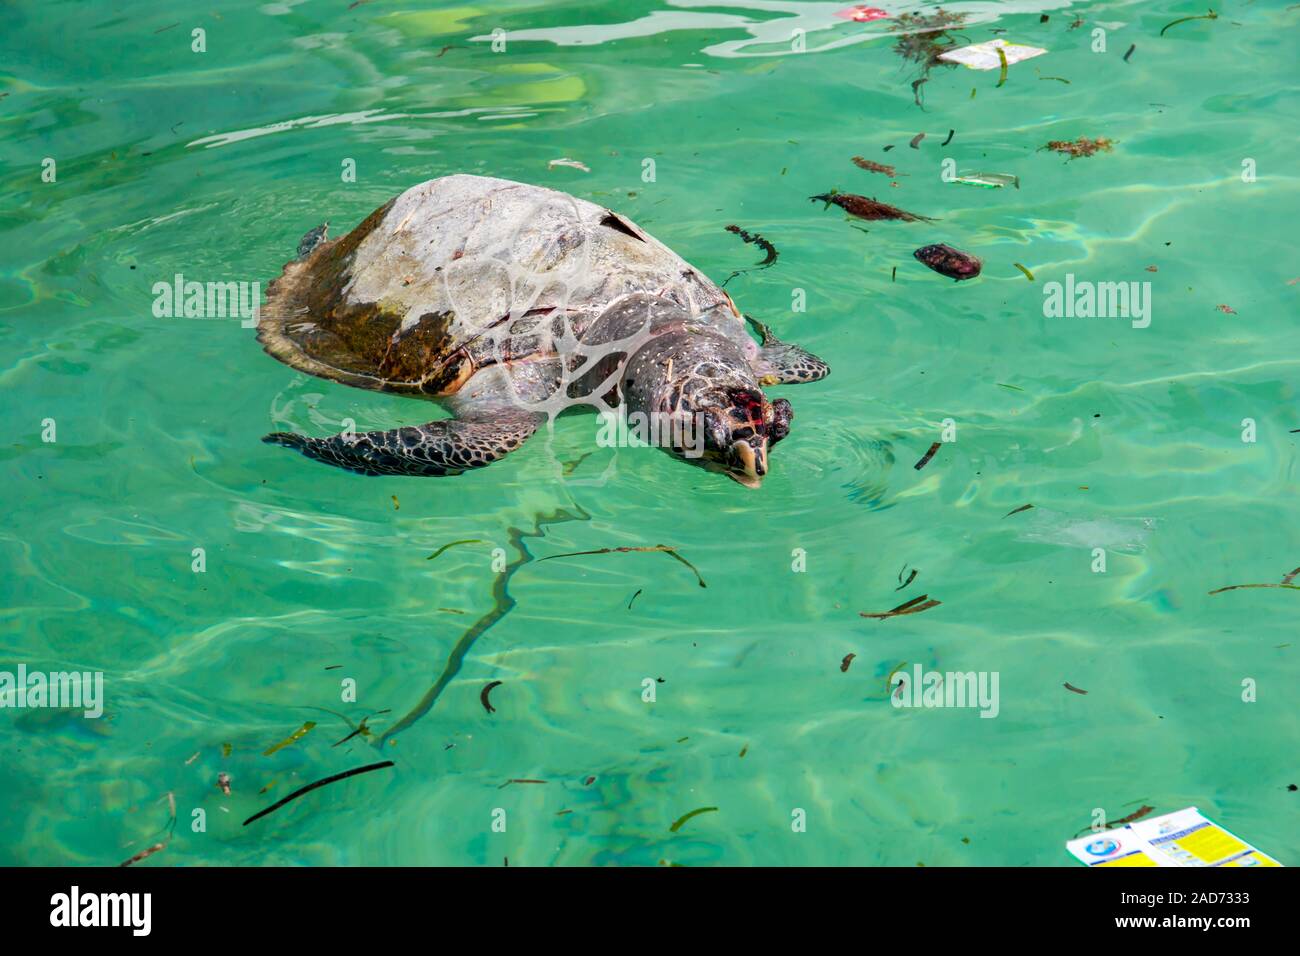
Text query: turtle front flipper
743 316 830 385
263 408 540 478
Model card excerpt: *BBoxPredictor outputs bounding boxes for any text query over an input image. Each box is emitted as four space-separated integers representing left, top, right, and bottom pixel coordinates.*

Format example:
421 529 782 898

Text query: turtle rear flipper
264 408 541 478
744 316 829 385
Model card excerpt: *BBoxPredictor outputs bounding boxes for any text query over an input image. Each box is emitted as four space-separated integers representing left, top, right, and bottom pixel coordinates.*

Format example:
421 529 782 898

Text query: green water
2 0 1296 867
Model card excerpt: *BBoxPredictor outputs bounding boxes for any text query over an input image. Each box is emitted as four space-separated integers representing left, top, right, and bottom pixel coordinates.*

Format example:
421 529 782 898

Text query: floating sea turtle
259 175 828 488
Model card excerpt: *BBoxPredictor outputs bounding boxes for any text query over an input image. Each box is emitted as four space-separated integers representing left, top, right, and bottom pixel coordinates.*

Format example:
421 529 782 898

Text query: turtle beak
728 438 767 489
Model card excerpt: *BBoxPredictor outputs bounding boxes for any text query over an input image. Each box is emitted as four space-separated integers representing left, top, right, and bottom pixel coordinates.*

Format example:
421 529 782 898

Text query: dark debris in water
243 761 395 827
913 441 942 470
541 544 706 588
860 594 942 620
914 243 981 281
669 806 718 832
1209 563 1300 595
851 156 900 177
480 680 502 714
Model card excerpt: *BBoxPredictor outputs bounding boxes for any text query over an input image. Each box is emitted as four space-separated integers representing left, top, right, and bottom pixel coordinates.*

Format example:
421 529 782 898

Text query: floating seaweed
1043 137 1114 159
541 544 706 588
940 129 954 146
1012 262 1035 281
840 653 857 673
896 567 918 591
1210 565 1300 596
480 680 502 714
1004 503 1034 517
426 538 483 561
724 224 778 266
332 710 389 747
1063 682 1088 695
914 243 982 281
499 779 547 788
669 806 719 832
860 594 942 620
909 132 926 149
913 441 942 470
1160 9 1217 37
263 721 317 757
911 78 927 107
721 224 780 287
892 9 968 90
243 761 395 826
996 45 1009 87
851 156 899 177
1209 583 1300 595
1074 804 1154 837
811 191 936 223
627 588 642 609
1123 44 1136 63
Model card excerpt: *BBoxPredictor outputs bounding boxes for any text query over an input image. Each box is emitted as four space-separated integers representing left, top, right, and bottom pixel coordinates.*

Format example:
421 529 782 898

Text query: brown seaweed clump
851 156 899 177
893 9 967 76
811 192 936 223
1044 137 1115 159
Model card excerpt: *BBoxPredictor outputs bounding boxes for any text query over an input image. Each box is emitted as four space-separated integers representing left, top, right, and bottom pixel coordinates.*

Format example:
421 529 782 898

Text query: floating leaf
263 721 317 757
860 594 941 620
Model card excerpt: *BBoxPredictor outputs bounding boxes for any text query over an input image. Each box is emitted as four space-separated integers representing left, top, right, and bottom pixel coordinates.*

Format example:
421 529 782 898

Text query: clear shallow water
1 0 1297 866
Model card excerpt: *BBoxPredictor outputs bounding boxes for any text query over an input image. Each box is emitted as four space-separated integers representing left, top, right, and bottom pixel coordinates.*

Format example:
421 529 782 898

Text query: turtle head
621 324 792 489
694 385 791 488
